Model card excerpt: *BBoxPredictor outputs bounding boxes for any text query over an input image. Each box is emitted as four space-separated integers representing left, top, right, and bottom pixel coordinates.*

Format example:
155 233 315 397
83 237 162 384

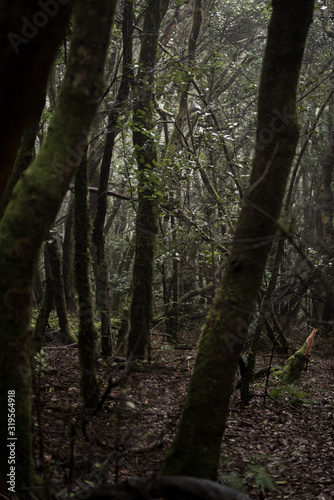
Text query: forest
0 0 334 498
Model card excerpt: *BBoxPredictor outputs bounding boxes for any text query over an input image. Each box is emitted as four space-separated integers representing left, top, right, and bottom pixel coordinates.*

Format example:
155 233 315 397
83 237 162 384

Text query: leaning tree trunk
0 0 116 495
161 0 314 479
126 0 169 360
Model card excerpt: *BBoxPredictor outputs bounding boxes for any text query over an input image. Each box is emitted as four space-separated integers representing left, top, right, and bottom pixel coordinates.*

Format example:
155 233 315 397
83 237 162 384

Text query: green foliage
220 454 234 468
269 382 315 406
219 452 279 495
33 349 49 379
30 309 39 330
245 465 278 493
48 310 60 330
111 318 121 329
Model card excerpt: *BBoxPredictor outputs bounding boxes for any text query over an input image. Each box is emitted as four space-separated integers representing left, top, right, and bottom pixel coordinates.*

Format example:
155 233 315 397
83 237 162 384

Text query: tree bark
74 148 99 408
240 241 284 406
127 0 169 360
161 0 314 479
93 0 134 356
63 196 77 313
0 1 73 201
0 0 117 494
46 236 77 344
0 93 45 219
33 245 55 352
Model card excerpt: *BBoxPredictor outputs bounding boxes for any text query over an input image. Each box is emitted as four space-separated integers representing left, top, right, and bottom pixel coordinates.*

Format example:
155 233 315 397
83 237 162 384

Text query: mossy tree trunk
274 342 308 384
0 0 116 495
63 196 77 313
74 149 99 408
161 0 314 479
170 219 179 341
93 0 133 356
33 246 55 352
33 266 44 309
127 0 169 360
112 235 135 314
46 235 77 344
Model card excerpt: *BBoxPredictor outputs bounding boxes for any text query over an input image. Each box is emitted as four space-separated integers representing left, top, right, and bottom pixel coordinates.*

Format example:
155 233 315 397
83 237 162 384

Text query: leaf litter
33 329 334 500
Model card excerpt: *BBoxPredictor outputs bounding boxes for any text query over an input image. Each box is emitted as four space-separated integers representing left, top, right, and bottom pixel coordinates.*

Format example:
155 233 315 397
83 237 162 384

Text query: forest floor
33 323 334 500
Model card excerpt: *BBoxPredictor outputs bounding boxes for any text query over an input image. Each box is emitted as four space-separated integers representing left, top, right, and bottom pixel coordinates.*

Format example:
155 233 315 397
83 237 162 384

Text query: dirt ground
33 325 334 500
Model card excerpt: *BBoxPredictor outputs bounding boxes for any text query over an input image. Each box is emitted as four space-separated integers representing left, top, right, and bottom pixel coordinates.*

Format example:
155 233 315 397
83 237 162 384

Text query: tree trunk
33 246 55 352
161 0 314 479
0 0 116 494
274 343 308 384
112 236 135 315
0 1 73 201
74 148 99 408
93 0 133 356
46 236 77 344
63 196 77 312
127 0 170 360
33 266 44 310
0 93 45 219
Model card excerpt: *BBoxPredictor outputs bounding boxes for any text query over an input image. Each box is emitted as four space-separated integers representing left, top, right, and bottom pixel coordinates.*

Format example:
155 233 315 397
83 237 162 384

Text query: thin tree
74 148 99 408
46 235 77 344
93 0 134 356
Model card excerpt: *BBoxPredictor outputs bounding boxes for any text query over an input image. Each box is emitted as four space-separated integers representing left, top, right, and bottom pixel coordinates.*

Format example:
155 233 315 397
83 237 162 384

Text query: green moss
127 0 169 360
274 343 307 384
74 151 99 407
270 384 314 406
